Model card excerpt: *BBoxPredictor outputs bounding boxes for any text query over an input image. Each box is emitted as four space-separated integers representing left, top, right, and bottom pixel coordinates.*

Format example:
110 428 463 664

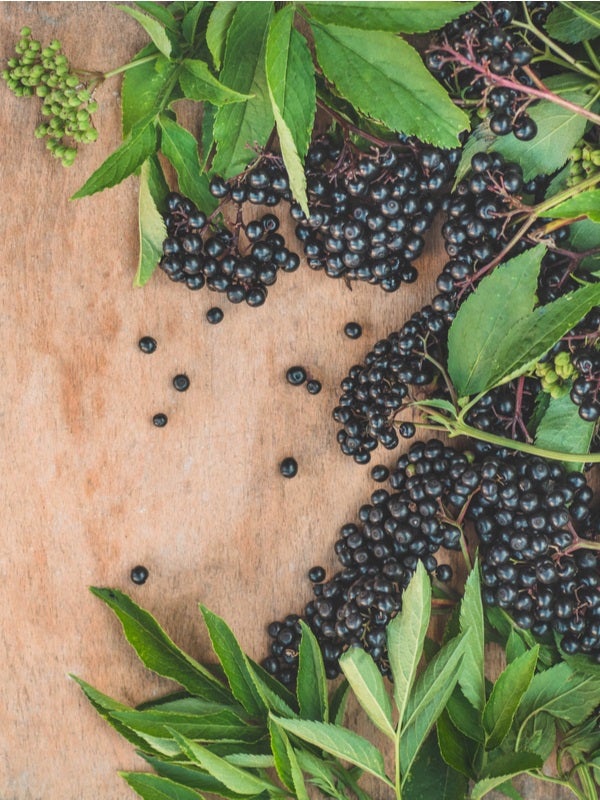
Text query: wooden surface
0 4 574 799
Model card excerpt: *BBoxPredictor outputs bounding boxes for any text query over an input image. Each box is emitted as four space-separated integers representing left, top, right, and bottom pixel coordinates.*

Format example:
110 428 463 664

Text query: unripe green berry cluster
567 138 600 187
1 27 98 167
535 351 576 399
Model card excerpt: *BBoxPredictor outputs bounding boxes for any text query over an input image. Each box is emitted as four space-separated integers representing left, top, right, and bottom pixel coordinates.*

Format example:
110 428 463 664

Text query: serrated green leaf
483 88 590 181
569 218 600 272
159 116 216 213
458 563 485 714
330 679 350 726
268 719 310 800
135 159 167 287
212 3 275 177
453 123 496 188
179 59 251 106
403 730 469 800
72 116 157 200
306 2 478 32
121 49 169 137
400 633 468 781
135 2 178 31
182 2 206 44
437 710 474 778
546 2 600 42
310 21 468 148
446 686 485 743
170 730 279 795
296 621 328 722
494 780 525 800
121 6 173 58
199 605 268 719
448 245 545 398
505 628 528 664
265 6 315 216
90 587 231 702
141 755 252 800
339 646 395 740
206 2 238 69
121 771 205 800
248 659 298 717
517 662 600 726
483 646 538 750
387 561 431 727
534 390 595 471
271 716 394 788
470 753 544 800
517 711 556 761
546 189 600 223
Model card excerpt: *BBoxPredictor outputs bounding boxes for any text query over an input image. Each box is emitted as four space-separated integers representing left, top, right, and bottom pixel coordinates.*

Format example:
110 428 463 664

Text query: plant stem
528 771 588 800
584 40 600 74
103 52 160 80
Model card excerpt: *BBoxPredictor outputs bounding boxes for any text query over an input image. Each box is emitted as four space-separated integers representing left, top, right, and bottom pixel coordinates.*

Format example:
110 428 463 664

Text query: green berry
20 26 32 37
65 74 79 88
87 100 98 113
50 39 61 51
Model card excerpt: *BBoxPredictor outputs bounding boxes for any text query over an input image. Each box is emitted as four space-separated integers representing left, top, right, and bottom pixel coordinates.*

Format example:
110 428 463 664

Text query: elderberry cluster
426 3 554 142
290 136 460 291
263 441 600 685
159 190 299 307
2 28 98 166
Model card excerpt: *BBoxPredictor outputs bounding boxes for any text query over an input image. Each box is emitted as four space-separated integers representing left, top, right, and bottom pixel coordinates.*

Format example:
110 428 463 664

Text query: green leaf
453 123 496 188
437 710 474 778
135 2 178 32
206 2 238 69
470 753 544 800
121 771 205 800
90 587 231 702
71 676 152 751
248 659 298 717
505 629 528 664
400 633 468 781
306 2 478 32
483 646 538 750
142 755 252 800
387 561 431 727
212 3 275 178
199 605 268 719
448 245 545 398
534 390 595 471
159 116 216 213
403 730 469 800
339 646 395 740
270 716 394 788
121 49 169 137
330 679 350 726
182 2 206 44
545 2 600 42
296 621 328 722
517 711 556 761
121 6 173 58
446 686 485 743
517 662 600 726
135 159 168 287
265 6 315 215
268 719 310 800
170 730 279 795
494 780 525 800
458 563 485 714
569 218 600 272
309 22 468 148
546 189 600 224
483 89 590 181
72 117 157 200
179 59 252 106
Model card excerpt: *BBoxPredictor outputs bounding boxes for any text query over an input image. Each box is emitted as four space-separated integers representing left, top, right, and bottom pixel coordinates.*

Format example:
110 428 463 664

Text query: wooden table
0 4 578 798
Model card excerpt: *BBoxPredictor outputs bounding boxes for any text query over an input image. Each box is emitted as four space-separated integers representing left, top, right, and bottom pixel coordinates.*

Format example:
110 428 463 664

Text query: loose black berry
206 307 224 324
280 457 298 478
344 322 363 339
286 366 307 386
153 413 168 427
307 379 322 395
138 336 157 354
173 374 190 392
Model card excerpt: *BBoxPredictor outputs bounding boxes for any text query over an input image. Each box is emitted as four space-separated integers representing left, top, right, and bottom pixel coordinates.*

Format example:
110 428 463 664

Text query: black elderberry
152 413 168 427
306 379 322 395
286 366 307 386
308 566 326 582
206 307 224 324
280 457 298 478
344 322 362 339
172 374 190 392
130 565 149 585
138 336 157 354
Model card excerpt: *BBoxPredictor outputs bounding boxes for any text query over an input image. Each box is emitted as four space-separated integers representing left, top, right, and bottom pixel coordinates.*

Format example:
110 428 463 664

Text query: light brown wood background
0 4 577 799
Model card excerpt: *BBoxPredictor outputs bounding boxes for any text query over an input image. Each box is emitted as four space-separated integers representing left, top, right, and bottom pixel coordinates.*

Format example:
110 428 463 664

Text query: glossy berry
138 336 157 354
130 565 149 585
306 379 322 395
286 366 307 386
152 413 168 427
206 307 224 324
280 457 298 478
172 374 190 392
308 566 326 582
344 322 362 339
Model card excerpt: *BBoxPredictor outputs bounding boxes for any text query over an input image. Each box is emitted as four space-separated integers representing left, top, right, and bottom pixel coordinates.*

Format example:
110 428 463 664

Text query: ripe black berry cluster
159 191 299 307
426 3 553 142
263 441 600 686
290 135 460 291
2 28 97 166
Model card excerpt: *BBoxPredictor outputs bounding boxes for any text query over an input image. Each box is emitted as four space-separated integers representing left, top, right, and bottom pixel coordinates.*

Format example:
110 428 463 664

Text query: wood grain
0 4 580 799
